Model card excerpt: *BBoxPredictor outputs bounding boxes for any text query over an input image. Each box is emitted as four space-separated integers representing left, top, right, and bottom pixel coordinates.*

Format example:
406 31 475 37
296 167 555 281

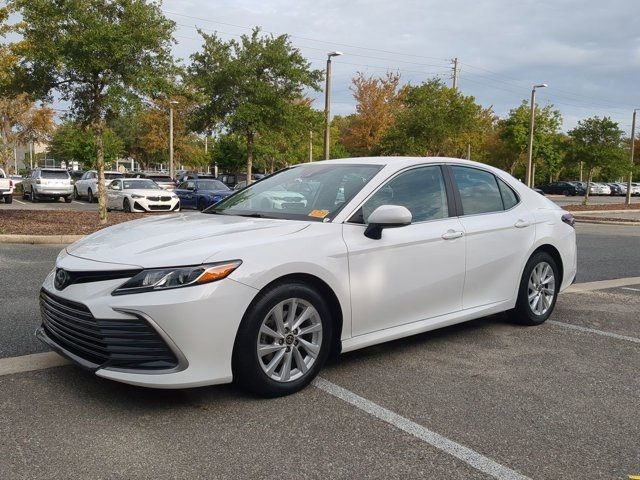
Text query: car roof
308 156 489 169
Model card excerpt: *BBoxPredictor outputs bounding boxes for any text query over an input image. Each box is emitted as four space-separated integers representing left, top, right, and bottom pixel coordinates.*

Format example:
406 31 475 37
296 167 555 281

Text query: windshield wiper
235 212 269 218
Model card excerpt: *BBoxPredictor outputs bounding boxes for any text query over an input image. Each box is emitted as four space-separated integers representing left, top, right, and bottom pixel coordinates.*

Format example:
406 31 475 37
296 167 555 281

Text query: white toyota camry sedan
38 157 577 397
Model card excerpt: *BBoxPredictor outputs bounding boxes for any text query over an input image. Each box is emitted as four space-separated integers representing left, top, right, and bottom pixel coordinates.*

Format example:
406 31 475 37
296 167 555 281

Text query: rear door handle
514 219 531 228
442 230 464 240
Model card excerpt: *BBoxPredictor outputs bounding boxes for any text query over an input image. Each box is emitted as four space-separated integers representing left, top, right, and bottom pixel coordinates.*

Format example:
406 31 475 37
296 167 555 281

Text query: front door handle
514 219 531 228
442 229 464 240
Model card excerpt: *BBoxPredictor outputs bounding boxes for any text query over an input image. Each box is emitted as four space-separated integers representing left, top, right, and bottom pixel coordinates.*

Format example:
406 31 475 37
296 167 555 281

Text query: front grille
160 196 171 201
146 196 160 201
39 289 178 370
147 205 171 210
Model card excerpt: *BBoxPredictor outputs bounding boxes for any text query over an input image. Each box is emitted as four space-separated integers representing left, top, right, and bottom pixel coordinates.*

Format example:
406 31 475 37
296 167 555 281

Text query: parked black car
217 172 265 189
538 181 585 196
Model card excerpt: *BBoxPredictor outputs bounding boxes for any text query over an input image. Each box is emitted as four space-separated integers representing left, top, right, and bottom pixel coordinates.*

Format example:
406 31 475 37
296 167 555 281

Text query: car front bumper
130 197 180 212
38 261 258 388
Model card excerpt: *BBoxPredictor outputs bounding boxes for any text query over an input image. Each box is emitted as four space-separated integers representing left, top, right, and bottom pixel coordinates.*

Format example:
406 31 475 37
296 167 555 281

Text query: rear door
343 164 466 336
449 165 535 309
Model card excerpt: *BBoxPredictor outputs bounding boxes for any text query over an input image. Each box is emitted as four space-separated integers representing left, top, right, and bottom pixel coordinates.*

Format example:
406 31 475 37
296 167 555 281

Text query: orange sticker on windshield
308 209 330 218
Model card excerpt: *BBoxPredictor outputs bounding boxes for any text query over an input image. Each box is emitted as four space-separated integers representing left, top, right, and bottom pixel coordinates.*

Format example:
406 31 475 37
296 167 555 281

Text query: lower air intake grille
39 289 178 370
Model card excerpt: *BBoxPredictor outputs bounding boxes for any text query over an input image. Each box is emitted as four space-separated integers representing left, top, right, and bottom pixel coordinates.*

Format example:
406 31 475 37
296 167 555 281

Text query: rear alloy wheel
508 251 559 326
87 189 94 203
233 283 333 397
123 198 132 213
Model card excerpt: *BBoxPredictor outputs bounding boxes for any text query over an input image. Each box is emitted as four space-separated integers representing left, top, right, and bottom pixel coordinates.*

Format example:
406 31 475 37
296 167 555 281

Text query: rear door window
451 166 503 215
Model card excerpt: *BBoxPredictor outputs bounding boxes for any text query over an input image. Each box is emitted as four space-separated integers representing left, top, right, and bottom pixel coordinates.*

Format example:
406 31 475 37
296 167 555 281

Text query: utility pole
324 51 343 160
466 143 471 160
626 109 637 206
309 131 313 162
451 58 459 89
526 83 548 187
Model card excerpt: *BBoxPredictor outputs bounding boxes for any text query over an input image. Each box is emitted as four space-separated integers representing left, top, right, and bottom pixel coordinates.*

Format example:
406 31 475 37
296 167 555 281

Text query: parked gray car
22 168 73 203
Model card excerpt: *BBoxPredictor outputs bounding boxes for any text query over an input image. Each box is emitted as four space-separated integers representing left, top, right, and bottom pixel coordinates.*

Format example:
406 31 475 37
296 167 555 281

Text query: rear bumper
34 186 73 196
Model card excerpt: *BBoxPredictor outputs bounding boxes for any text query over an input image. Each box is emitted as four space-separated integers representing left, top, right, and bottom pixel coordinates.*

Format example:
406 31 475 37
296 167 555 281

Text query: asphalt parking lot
1 223 639 479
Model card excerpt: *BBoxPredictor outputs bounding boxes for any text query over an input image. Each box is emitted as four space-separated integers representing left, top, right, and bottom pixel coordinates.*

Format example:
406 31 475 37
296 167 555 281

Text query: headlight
112 260 242 296
131 194 144 199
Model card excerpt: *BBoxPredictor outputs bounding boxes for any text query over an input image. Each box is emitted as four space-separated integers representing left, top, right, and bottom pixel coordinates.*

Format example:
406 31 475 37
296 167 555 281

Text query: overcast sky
164 0 639 134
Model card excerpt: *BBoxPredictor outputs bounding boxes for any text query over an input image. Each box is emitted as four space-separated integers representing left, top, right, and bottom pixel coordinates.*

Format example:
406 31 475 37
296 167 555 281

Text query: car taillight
9 180 13 187
561 213 575 228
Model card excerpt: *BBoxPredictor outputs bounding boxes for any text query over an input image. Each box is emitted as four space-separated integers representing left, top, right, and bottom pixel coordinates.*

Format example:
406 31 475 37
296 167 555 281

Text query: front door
342 165 466 337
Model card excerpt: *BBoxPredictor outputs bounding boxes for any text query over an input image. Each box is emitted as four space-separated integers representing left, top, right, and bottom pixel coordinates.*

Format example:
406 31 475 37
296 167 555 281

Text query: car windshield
41 170 69 179
123 180 161 190
208 163 382 221
197 180 229 191
105 172 123 180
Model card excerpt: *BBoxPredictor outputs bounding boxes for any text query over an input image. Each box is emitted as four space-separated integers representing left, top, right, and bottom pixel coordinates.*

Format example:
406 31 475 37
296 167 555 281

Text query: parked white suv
0 168 14 203
74 170 124 202
22 168 73 203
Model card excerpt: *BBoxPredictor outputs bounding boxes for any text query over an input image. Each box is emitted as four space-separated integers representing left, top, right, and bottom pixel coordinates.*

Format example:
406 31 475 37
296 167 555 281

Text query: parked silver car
22 168 73 203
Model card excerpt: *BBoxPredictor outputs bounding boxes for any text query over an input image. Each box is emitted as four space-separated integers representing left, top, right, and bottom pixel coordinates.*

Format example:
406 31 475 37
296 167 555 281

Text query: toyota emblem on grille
54 269 71 290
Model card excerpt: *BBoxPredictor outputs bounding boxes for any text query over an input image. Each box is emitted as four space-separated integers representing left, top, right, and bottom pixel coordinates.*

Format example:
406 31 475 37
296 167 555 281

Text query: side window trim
345 163 453 225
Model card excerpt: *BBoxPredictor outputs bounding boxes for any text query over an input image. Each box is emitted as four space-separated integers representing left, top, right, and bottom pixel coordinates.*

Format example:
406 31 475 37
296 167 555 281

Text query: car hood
66 213 309 268
197 189 233 196
123 189 172 196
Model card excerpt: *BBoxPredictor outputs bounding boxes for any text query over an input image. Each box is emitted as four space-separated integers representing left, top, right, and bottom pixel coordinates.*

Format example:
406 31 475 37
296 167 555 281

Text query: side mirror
364 205 412 240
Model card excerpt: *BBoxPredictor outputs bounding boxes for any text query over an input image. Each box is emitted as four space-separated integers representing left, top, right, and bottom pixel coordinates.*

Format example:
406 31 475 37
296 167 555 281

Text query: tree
378 78 493 158
188 28 323 184
340 72 403 156
567 116 626 204
11 0 176 223
497 101 563 181
49 121 123 169
0 93 54 173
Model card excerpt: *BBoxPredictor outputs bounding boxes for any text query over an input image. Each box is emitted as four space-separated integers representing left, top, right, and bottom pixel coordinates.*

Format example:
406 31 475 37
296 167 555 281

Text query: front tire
232 282 334 397
31 188 38 203
123 198 132 213
73 187 79 200
508 251 559 326
87 189 94 203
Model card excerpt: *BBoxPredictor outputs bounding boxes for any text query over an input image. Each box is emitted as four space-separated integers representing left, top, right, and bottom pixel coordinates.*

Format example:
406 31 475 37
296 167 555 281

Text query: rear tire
197 198 206 211
64 196 72 203
73 187 79 200
31 188 38 203
4 194 12 204
507 251 559 326
232 282 334 397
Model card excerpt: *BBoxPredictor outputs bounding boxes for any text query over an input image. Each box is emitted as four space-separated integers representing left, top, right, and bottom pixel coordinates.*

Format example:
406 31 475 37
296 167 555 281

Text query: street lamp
169 100 179 181
323 51 343 160
526 83 547 188
626 108 638 205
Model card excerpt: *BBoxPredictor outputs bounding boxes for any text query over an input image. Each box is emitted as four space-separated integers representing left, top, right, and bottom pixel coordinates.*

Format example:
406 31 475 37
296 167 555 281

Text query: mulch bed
564 203 640 212
0 210 150 235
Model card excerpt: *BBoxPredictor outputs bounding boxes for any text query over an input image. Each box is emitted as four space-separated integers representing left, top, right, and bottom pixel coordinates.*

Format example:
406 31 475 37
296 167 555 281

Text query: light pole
626 109 638 205
169 100 178 180
526 83 547 187
323 51 343 160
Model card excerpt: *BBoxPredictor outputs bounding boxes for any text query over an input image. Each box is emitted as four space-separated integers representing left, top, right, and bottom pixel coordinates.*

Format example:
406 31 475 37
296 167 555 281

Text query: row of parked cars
8 166 267 212
537 181 640 196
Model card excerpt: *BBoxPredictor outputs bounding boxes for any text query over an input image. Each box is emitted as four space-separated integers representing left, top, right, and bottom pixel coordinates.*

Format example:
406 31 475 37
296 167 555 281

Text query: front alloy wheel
257 298 323 383
527 261 555 316
233 282 333 397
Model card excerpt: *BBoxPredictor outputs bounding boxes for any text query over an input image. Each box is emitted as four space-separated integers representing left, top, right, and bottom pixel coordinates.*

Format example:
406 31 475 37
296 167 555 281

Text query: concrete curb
566 209 640 214
0 234 84 244
574 218 640 226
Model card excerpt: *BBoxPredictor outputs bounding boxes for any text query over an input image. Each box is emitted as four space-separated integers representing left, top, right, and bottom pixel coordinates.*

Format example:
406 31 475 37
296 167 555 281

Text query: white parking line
0 352 69 377
621 287 640 292
548 321 640 344
314 377 531 480
72 201 84 205
14 199 26 205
